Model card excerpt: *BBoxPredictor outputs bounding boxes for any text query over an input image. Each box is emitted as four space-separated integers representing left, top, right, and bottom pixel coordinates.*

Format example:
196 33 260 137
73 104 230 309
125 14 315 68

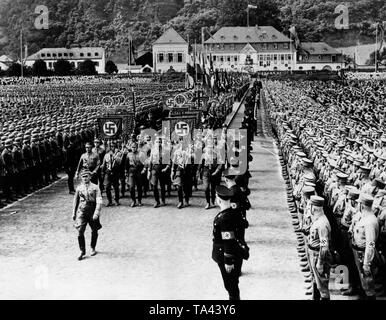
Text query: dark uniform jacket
2 148 15 175
31 142 41 166
212 208 243 265
12 146 25 173
22 144 33 169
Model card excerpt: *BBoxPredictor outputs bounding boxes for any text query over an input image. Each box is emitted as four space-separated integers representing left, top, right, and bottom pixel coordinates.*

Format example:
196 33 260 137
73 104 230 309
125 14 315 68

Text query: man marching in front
72 169 103 261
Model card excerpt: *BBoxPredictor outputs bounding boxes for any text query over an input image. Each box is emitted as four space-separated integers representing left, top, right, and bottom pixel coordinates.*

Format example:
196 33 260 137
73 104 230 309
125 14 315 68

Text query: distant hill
0 0 384 61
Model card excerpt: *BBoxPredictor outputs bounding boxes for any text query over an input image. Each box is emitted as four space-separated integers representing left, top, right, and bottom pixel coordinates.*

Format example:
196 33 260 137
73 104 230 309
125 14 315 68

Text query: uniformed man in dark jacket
30 134 41 190
2 139 15 202
0 143 6 207
44 132 52 184
92 138 106 192
125 142 144 207
22 136 33 193
38 133 47 186
12 137 26 198
65 136 79 194
212 185 244 300
102 142 122 207
49 129 61 181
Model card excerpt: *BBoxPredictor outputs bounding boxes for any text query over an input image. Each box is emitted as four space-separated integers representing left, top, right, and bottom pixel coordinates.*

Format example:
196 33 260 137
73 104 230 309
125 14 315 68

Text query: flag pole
20 28 23 78
375 23 378 73
247 7 250 27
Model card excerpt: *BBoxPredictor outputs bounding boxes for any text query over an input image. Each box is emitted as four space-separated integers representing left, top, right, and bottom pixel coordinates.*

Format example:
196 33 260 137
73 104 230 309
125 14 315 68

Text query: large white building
201 26 344 72
25 47 106 73
203 26 296 72
296 42 344 71
153 28 188 73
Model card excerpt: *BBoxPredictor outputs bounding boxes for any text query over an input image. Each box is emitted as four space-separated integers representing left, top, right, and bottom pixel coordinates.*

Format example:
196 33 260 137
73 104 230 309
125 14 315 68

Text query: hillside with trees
0 0 385 60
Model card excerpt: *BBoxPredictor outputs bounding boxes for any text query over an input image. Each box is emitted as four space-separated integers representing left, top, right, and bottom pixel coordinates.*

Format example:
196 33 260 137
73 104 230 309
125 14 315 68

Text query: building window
273 43 278 50
220 56 224 62
227 56 231 62
318 55 322 60
312 66 316 70
168 53 173 63
178 53 183 63
299 66 303 70
287 54 292 60
41 53 45 58
80 53 84 57
273 54 278 61
158 53 164 63
95 52 99 56
52 53 57 57
69 53 74 57
47 53 51 57
87 52 91 57
262 43 267 50
332 55 336 63
234 56 238 63
58 53 62 57
48 62 53 68
64 53 68 57
284 43 289 49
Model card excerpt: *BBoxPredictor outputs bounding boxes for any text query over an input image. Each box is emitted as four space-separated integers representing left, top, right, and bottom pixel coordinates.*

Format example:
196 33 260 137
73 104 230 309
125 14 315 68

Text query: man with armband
212 185 243 300
350 194 379 300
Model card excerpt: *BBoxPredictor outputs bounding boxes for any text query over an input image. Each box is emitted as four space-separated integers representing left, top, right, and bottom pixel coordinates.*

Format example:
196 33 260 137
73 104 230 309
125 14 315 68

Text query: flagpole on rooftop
375 23 378 73
20 28 23 78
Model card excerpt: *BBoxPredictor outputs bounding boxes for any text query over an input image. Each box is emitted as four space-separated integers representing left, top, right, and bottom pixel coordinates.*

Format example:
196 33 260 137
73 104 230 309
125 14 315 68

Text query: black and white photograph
0 0 385 304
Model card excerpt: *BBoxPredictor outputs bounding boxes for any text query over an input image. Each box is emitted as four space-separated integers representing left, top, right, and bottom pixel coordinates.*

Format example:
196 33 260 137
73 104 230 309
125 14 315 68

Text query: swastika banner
98 117 123 140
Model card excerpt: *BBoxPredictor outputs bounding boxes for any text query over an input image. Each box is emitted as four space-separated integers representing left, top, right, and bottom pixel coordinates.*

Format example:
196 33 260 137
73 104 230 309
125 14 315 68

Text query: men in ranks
125 142 144 207
76 142 100 185
308 195 332 300
350 194 379 300
101 142 122 207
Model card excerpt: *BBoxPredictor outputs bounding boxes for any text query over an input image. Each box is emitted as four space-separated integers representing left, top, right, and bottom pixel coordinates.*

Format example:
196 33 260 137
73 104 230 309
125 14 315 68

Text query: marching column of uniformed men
267 79 386 300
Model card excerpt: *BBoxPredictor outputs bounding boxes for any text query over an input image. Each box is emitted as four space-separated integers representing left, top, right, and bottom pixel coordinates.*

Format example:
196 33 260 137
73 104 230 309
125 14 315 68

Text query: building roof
0 55 13 63
204 26 291 44
26 47 105 61
300 42 340 55
153 28 187 45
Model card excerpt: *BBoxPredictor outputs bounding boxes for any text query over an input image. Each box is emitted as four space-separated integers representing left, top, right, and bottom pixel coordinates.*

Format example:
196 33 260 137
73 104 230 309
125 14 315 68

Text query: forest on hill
0 0 385 60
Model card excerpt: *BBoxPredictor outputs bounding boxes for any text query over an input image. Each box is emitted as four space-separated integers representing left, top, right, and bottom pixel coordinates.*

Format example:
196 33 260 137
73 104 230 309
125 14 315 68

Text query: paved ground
0 98 306 300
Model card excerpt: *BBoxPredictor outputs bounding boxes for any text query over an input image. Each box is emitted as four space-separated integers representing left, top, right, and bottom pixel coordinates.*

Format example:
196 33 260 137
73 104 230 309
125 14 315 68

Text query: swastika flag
98 118 123 139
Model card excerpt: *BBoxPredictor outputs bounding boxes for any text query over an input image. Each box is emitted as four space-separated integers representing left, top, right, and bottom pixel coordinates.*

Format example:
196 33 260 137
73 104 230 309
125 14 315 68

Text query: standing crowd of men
266 78 386 300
